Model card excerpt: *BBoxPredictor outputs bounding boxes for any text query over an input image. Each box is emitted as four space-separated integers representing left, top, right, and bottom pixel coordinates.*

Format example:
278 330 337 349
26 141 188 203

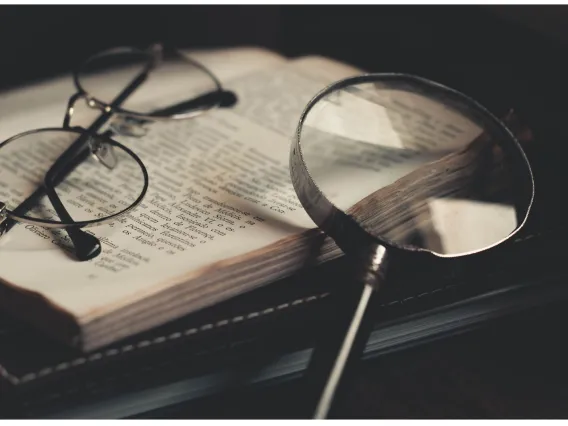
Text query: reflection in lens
300 77 533 256
0 129 146 225
76 46 220 119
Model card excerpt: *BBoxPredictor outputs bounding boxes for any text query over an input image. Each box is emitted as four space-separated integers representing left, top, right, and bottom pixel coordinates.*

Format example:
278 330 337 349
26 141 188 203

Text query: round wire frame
0 127 149 229
73 45 225 121
0 44 226 234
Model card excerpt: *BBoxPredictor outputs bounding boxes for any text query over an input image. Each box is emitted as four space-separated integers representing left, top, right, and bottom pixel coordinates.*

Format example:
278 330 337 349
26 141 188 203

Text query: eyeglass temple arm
45 147 102 261
44 70 150 261
145 89 237 119
4 130 110 260
3 56 237 260
0 92 89 234
0 141 90 233
3 67 151 261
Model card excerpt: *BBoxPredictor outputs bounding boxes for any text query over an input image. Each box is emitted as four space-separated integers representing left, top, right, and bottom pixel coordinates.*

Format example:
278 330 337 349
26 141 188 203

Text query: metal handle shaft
306 244 388 419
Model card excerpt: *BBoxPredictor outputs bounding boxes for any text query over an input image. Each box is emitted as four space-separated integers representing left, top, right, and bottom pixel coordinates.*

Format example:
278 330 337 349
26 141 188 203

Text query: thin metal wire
0 44 234 260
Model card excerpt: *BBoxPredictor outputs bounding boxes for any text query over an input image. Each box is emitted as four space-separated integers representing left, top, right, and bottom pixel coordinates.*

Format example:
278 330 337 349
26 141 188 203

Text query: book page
0 52 485 325
0 53 361 321
0 46 286 141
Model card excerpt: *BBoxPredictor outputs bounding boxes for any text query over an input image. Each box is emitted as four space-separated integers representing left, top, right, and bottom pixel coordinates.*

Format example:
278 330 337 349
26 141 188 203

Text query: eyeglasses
0 44 236 261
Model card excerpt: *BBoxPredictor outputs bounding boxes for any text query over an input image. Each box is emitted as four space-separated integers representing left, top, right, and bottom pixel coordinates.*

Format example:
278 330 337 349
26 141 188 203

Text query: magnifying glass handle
307 245 387 419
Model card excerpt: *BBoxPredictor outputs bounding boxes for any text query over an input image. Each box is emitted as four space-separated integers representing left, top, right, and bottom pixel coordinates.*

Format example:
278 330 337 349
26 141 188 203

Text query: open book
0 47 523 352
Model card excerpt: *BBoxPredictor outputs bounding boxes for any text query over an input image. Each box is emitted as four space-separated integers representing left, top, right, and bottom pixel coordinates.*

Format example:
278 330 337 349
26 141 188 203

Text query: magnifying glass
289 74 535 418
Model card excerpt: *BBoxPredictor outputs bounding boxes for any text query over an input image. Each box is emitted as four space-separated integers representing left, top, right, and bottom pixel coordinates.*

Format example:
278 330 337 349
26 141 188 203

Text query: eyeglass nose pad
89 136 118 170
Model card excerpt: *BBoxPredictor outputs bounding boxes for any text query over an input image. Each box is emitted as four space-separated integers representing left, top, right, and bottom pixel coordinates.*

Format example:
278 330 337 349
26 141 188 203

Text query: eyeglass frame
0 43 237 261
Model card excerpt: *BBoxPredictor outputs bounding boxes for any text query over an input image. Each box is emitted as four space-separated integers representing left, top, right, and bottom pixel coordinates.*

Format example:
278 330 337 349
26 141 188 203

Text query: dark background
138 301 568 418
3 5 568 418
1 5 568 112
2 5 568 165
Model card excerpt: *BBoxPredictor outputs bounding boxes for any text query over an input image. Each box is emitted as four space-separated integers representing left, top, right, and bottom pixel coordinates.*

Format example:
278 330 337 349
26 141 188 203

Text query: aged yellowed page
0 50 360 327
0 49 488 350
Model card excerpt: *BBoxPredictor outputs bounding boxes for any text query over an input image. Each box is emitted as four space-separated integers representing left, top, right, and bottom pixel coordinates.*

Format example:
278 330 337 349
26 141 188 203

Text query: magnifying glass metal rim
290 72 535 259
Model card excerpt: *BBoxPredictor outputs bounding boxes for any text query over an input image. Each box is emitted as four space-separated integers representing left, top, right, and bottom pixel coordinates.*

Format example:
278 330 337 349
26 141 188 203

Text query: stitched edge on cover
0 232 542 387
0 292 330 386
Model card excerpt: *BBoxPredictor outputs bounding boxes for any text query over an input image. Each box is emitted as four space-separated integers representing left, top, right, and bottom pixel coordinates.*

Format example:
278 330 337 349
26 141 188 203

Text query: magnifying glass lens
300 77 533 256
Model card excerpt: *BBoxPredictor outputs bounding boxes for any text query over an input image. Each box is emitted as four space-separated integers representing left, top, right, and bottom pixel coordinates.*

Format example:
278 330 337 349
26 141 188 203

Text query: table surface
134 301 568 419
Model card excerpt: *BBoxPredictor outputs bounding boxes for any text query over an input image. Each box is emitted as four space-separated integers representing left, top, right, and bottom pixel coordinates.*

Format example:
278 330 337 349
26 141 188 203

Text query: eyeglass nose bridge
65 89 150 138
63 92 120 170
